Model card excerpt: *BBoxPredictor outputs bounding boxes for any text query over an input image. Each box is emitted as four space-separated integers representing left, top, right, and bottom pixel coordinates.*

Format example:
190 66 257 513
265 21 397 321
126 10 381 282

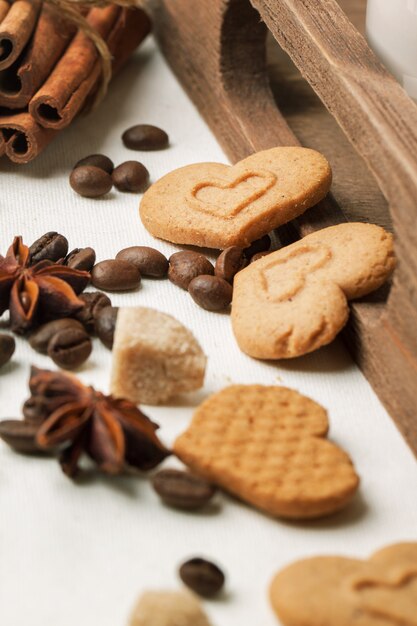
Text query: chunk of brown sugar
110 308 206 405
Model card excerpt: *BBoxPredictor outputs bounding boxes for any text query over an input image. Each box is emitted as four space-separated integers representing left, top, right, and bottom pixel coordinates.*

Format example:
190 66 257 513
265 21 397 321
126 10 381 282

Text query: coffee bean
250 251 272 263
47 327 92 370
75 291 112 334
116 246 168 278
91 260 141 291
95 306 118 349
152 469 217 510
188 275 232 311
168 251 214 290
179 558 225 597
0 333 15 368
122 124 169 151
29 231 69 264
244 234 271 258
0 420 43 454
73 154 114 174
29 318 85 354
215 246 247 284
65 247 96 272
70 165 113 198
112 161 149 193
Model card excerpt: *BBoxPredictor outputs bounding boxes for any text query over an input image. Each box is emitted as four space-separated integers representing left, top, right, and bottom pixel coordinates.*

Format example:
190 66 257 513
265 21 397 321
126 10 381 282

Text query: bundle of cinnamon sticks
0 0 151 163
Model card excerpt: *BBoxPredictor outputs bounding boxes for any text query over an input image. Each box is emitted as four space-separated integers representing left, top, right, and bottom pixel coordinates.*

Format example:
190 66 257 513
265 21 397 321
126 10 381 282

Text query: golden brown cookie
270 543 417 626
140 147 332 249
231 222 395 359
174 385 359 519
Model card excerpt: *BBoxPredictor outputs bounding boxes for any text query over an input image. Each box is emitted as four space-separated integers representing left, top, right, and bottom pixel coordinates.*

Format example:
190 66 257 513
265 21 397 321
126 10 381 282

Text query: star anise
27 367 170 478
0 236 90 334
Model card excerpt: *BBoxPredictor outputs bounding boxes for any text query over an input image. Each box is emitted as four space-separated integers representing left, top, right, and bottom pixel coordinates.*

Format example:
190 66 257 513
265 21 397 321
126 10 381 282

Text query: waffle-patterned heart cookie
231 222 395 359
174 385 359 519
270 543 417 626
139 147 332 249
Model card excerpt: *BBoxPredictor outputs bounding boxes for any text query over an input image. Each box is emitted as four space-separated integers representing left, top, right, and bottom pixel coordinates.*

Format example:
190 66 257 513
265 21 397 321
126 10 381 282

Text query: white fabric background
0 39 416 626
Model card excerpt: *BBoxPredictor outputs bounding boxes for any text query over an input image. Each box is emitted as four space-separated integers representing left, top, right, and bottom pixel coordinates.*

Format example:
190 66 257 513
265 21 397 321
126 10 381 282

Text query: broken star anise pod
28 367 170 478
0 236 90 334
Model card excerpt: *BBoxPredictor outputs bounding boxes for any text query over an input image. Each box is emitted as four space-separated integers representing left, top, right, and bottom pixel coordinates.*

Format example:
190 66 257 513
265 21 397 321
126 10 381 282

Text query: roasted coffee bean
29 231 69 263
215 246 247 284
179 558 225 598
69 165 113 198
168 251 214 290
29 318 85 354
91 260 141 291
65 247 96 272
122 124 169 151
47 327 92 370
152 469 217 510
73 153 114 174
116 246 168 278
0 420 43 454
188 275 233 311
112 161 149 193
95 306 118 349
250 251 272 263
244 234 271 258
0 333 15 368
75 291 111 334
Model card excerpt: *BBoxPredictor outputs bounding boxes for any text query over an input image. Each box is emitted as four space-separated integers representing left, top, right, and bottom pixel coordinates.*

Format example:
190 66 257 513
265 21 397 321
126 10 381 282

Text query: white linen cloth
0 39 416 626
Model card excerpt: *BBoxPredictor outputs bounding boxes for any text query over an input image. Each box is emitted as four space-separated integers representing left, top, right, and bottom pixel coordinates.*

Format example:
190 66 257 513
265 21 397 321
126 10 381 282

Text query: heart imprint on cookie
351 570 417 623
139 147 332 249
231 222 395 360
189 170 277 218
270 543 417 626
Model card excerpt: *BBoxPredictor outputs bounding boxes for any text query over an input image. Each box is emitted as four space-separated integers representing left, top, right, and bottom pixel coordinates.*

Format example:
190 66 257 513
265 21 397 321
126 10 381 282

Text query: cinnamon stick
0 6 151 164
0 4 77 109
0 130 5 157
0 111 55 164
29 6 151 130
0 0 42 71
0 1 9 24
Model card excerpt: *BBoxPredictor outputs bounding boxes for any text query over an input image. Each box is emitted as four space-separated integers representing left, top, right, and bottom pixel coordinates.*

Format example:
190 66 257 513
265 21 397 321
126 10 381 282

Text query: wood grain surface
146 0 417 457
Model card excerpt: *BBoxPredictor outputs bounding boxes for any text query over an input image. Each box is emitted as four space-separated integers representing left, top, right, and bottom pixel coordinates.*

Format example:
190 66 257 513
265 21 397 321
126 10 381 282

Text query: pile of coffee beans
28 290 116 369
70 124 169 198
70 154 150 198
29 231 97 272
88 236 273 314
169 235 272 312
91 245 169 292
1 229 274 374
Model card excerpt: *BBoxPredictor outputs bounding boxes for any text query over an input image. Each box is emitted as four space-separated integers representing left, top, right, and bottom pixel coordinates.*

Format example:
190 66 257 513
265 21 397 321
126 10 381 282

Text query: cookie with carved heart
174 385 359 519
139 147 332 249
231 222 395 359
270 543 417 626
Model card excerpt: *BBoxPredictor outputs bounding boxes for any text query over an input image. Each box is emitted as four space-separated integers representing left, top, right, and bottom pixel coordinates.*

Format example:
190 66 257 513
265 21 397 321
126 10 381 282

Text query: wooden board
146 0 417 457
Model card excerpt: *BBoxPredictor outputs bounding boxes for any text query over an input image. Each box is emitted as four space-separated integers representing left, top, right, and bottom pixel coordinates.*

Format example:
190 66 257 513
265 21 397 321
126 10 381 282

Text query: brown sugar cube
110 307 206 405
128 590 212 626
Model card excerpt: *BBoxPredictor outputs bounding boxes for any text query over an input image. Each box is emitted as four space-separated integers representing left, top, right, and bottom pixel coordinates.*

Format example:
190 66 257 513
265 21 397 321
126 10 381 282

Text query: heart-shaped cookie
270 543 417 626
139 147 332 249
174 385 359 519
231 222 395 359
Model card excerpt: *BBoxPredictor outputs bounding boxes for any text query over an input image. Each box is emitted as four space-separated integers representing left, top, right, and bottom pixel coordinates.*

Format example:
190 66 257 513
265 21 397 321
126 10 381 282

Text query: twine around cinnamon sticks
0 0 151 163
